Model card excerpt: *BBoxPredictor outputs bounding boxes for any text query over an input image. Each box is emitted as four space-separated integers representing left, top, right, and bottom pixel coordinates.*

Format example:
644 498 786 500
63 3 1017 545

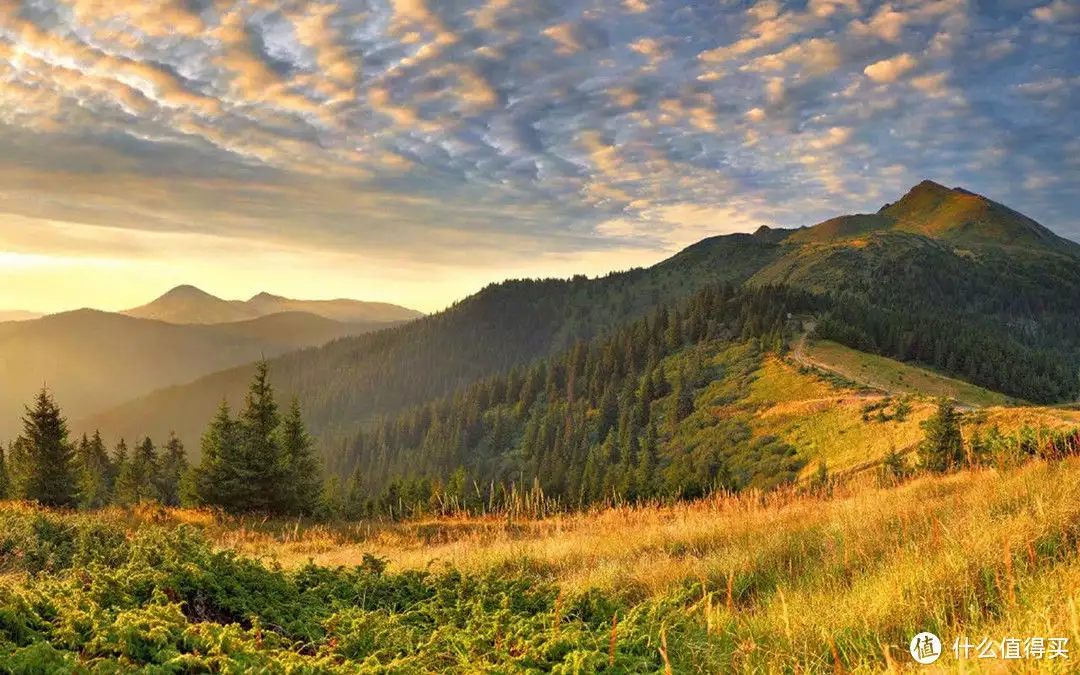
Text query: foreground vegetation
4 454 1080 671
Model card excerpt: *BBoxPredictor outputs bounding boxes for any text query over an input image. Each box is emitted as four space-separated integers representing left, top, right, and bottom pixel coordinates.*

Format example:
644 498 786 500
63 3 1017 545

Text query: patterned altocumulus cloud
1 0 1079 307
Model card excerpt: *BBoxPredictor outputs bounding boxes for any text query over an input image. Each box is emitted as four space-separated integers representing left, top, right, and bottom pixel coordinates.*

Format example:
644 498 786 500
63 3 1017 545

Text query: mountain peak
160 284 216 300
249 291 285 303
795 181 1077 254
910 179 952 194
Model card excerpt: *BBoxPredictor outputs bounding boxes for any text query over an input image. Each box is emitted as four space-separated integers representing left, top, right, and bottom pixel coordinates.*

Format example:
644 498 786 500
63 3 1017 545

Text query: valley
0 287 421 440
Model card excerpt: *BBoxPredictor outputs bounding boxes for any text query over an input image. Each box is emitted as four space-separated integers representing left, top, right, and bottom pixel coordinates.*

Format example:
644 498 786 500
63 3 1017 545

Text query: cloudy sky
0 0 1078 313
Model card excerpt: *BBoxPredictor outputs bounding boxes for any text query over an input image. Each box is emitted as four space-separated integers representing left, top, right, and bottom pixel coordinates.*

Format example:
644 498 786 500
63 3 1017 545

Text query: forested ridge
325 279 1079 517
4 280 1080 520
77 232 783 447
70 183 1080 496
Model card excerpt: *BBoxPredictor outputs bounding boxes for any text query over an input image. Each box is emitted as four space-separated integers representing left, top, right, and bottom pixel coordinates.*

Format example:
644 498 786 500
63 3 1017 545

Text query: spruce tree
110 438 129 497
76 430 112 509
598 380 618 440
280 398 321 516
672 370 694 428
918 397 965 472
116 437 159 505
19 388 77 507
636 421 659 499
344 464 367 519
156 433 189 507
194 399 240 509
237 361 286 512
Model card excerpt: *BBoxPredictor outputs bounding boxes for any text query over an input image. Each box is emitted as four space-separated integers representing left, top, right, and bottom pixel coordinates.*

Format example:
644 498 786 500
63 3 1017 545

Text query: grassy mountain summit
123 285 423 325
787 179 1078 254
882 179 1080 252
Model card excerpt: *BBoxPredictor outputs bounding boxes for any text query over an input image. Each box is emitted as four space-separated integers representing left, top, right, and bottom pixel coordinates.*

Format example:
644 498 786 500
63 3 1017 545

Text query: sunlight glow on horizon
0 210 735 316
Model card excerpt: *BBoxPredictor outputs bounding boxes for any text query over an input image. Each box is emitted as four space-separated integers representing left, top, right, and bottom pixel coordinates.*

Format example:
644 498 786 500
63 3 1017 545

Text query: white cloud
806 126 854 150
864 53 918 82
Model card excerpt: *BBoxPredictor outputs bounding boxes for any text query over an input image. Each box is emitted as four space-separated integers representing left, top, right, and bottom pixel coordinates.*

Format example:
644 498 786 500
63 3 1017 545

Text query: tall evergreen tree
672 370 694 429
918 397 965 472
76 430 112 509
344 464 367 519
156 433 189 507
19 388 77 507
280 398 321 516
108 438 127 496
636 421 659 499
116 437 158 505
237 360 286 512
194 399 240 509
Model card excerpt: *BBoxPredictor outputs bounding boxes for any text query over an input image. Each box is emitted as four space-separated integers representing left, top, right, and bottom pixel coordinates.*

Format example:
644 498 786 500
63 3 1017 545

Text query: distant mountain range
75 181 1080 454
0 289 422 440
122 285 423 324
0 310 43 323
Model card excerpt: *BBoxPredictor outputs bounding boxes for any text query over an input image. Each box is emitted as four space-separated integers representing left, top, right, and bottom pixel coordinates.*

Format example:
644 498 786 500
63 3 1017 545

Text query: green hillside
798 339 1013 407
74 181 1080 465
75 231 784 448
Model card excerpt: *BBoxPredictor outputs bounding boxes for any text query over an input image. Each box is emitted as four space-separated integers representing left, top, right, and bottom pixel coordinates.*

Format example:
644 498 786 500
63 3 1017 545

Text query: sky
0 0 1078 314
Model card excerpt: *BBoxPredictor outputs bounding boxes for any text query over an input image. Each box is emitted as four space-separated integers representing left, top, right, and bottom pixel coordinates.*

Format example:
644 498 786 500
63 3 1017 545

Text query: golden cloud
863 53 917 82
542 23 581 55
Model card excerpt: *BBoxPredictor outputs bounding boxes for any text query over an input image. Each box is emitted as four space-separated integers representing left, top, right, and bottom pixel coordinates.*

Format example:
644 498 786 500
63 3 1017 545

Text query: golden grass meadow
6 452 1080 672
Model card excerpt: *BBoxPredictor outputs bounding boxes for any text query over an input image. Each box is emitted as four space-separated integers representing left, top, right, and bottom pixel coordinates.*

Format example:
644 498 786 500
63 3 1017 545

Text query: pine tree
672 370 694 428
918 397 965 472
636 421 659 499
344 464 367 519
193 399 240 509
237 361 286 512
116 437 159 505
76 430 112 509
280 398 321 516
110 438 129 496
107 436 126 494
19 388 77 507
156 433 189 507
598 379 618 441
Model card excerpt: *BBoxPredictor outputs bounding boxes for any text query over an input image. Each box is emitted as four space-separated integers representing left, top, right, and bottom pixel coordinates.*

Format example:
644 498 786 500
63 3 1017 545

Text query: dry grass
805 340 1013 407
15 456 1080 670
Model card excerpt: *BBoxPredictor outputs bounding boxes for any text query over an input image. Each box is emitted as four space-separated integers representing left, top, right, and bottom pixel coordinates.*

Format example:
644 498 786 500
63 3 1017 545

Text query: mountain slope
75 231 784 447
78 181 1080 453
786 180 1080 254
245 293 423 323
123 286 422 325
882 180 1080 252
0 310 400 440
123 285 256 324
